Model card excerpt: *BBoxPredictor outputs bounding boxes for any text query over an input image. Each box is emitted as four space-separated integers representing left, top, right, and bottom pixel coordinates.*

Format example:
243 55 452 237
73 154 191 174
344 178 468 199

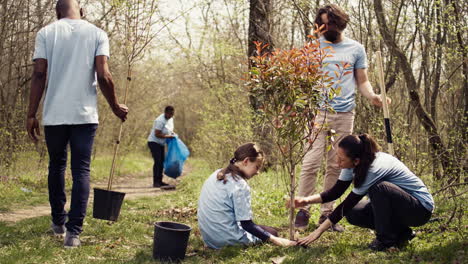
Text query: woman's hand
297 218 332 246
297 229 323 246
269 236 297 247
285 196 316 208
293 196 311 208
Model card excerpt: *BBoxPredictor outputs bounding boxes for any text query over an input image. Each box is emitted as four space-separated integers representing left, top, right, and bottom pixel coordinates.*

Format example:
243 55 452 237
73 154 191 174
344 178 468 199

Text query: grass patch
0 152 153 212
0 158 466 263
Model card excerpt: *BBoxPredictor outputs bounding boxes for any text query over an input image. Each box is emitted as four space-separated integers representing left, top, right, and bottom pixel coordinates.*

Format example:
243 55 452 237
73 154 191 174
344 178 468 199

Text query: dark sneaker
51 223 66 237
368 238 396 251
64 231 81 248
153 182 176 190
294 209 310 229
318 214 345 232
397 228 416 247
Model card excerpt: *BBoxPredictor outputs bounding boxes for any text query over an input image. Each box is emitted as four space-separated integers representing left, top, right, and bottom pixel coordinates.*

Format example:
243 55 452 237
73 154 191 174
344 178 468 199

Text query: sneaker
51 223 66 237
294 209 310 229
64 231 81 248
318 214 345 232
368 238 396 251
154 182 176 190
397 228 416 247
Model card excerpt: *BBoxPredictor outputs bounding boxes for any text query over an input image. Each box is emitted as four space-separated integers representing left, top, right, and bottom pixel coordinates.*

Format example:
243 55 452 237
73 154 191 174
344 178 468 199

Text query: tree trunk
248 0 275 163
373 0 458 181
247 0 273 59
289 165 296 240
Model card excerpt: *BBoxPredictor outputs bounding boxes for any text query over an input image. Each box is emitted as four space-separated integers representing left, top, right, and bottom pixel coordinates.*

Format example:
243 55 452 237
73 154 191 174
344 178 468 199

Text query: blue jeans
44 124 98 235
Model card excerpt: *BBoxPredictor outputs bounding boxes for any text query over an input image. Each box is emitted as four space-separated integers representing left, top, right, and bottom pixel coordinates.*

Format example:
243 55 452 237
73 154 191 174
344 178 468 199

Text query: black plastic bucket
92 188 125 221
153 221 192 262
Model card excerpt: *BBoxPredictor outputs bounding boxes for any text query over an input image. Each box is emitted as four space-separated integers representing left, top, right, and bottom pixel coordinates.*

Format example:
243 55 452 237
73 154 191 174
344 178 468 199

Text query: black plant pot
153 221 192 262
92 188 125 221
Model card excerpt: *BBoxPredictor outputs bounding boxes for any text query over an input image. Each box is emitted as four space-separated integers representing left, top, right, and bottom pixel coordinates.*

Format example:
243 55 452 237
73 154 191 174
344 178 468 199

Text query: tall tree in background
373 0 461 183
248 0 273 59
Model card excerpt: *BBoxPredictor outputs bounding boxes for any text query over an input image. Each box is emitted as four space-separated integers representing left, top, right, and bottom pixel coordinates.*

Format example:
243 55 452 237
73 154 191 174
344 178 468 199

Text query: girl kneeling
198 143 296 249
294 134 434 251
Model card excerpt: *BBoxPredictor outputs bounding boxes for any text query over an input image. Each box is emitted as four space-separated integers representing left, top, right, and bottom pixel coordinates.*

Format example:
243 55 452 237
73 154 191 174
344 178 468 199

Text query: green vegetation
0 152 153 212
0 158 465 263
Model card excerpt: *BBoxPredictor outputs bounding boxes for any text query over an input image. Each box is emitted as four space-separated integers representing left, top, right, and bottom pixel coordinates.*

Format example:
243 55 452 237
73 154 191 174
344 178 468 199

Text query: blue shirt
33 19 109 125
339 152 434 212
197 170 260 249
147 114 174 145
320 36 367 112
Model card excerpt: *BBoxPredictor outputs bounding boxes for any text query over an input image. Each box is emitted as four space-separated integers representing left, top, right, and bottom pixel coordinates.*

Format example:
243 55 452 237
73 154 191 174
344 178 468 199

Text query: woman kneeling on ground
292 134 434 251
198 143 296 249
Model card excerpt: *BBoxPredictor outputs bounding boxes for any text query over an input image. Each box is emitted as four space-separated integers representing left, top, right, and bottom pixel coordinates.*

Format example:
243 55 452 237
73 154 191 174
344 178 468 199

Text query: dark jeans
345 181 432 244
44 124 98 235
148 141 165 186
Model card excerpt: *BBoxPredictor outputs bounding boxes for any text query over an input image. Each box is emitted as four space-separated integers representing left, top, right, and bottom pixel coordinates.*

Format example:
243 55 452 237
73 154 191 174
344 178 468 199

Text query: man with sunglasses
295 4 389 232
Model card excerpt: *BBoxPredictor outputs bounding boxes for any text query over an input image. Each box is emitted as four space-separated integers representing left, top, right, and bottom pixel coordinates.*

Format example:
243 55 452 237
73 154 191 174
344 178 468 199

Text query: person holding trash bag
148 106 176 189
290 134 434 251
295 4 391 232
26 0 128 248
198 143 297 249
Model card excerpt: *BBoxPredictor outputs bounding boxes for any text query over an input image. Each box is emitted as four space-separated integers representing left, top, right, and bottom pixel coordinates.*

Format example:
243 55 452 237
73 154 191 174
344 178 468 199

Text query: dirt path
0 168 188 223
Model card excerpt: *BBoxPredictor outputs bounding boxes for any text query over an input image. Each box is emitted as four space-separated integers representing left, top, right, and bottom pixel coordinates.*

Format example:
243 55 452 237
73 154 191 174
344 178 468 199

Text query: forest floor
0 154 466 263
0 170 182 223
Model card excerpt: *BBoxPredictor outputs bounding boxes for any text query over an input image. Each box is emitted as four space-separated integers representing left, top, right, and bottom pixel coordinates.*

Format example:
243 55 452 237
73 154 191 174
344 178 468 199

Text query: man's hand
26 117 41 143
269 236 297 247
370 94 392 108
112 103 128 122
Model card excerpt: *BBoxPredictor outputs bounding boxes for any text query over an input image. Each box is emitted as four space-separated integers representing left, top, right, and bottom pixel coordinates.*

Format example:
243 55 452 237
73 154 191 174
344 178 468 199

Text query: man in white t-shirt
26 0 128 248
147 106 176 189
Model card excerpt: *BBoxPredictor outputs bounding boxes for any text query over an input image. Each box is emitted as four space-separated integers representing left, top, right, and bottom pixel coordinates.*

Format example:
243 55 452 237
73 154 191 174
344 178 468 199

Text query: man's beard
323 30 340 42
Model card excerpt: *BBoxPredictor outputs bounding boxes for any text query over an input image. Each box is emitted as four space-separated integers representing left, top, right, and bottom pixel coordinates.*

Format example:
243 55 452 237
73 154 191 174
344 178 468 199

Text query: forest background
0 0 466 262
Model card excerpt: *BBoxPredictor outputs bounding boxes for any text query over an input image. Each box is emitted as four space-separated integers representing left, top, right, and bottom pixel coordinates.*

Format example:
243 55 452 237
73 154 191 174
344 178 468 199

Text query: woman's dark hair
217 143 264 184
338 134 380 187
314 4 350 31
164 105 175 113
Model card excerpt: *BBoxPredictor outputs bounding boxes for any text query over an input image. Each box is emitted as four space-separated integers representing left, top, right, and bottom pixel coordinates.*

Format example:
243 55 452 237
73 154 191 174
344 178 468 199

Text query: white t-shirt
147 114 174 145
33 18 110 125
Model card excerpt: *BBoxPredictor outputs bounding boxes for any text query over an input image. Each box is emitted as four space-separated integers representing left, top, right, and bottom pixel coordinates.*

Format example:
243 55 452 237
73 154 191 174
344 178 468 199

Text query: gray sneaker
64 231 81 248
51 223 66 237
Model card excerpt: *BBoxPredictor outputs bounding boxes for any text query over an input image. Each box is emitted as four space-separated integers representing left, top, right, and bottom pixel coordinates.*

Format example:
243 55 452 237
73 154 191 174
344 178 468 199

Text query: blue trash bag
163 136 190 179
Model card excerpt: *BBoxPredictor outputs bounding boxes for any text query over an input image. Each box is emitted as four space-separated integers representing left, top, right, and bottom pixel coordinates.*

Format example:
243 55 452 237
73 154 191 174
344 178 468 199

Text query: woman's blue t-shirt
339 152 434 212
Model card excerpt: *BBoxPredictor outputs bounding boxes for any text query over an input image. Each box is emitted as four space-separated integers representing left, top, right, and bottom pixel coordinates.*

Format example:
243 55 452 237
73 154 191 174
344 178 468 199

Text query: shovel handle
376 51 394 155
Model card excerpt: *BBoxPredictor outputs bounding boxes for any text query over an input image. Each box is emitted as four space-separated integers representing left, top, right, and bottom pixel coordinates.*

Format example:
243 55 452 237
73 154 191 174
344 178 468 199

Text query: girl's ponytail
217 143 264 184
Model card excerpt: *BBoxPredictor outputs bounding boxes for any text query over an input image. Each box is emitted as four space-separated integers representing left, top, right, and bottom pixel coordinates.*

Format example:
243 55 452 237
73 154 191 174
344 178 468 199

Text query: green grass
0 152 153 212
0 158 466 263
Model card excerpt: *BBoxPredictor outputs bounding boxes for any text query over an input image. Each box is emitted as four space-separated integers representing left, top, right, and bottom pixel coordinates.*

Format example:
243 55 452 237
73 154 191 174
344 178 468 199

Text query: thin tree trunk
289 165 296 240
